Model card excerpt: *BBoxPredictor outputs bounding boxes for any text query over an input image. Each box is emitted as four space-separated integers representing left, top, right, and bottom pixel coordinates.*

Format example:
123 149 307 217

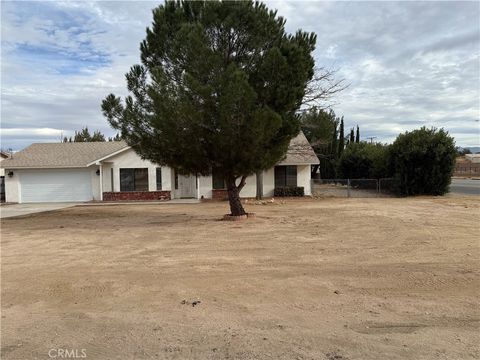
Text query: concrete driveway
0 203 77 219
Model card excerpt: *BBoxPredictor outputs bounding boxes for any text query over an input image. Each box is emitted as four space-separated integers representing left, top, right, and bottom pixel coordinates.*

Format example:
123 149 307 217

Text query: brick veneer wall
212 189 228 200
103 191 171 201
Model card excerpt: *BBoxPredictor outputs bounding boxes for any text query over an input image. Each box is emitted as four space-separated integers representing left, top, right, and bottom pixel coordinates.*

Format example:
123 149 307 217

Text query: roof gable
278 131 320 165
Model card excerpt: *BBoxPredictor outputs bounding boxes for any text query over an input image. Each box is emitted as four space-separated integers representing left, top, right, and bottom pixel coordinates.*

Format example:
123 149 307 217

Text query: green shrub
274 186 305 197
389 127 456 196
337 142 390 179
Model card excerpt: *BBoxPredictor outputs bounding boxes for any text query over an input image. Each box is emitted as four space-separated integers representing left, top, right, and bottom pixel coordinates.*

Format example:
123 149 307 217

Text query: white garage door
20 169 93 203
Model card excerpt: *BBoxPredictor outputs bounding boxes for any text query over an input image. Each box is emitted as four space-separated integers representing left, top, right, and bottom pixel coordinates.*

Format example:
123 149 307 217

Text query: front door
178 174 196 198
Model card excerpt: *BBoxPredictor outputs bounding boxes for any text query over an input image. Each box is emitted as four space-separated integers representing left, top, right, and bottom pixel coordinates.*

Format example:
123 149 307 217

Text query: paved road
449 178 480 196
0 203 77 219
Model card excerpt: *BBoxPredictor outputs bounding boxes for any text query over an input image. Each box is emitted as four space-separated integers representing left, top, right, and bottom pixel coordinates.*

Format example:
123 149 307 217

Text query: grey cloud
421 31 480 54
1 0 479 150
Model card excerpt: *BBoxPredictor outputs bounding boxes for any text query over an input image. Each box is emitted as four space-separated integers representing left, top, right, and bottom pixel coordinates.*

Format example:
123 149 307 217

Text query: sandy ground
1 197 479 360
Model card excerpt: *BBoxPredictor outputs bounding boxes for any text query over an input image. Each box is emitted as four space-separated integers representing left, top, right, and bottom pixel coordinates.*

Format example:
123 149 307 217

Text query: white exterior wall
263 168 275 197
161 166 172 191
0 157 6 177
239 174 257 198
297 165 312 196
103 149 172 193
90 165 101 200
198 174 213 199
102 163 113 192
4 170 20 203
158 166 172 192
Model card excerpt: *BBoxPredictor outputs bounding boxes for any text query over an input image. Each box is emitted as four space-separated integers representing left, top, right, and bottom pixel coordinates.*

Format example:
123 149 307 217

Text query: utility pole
366 136 377 144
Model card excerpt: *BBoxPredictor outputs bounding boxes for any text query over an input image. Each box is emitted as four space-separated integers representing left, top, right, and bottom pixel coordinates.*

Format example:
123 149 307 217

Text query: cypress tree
349 128 354 144
356 125 360 143
338 117 345 157
325 119 338 179
331 120 338 159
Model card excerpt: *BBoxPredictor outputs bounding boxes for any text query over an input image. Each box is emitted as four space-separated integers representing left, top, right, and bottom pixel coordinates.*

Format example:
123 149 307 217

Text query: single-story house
465 154 480 163
1 132 319 203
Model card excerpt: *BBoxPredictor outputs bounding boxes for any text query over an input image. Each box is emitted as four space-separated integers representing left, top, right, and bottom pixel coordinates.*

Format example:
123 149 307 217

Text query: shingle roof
0 141 129 169
1 132 319 169
278 131 320 165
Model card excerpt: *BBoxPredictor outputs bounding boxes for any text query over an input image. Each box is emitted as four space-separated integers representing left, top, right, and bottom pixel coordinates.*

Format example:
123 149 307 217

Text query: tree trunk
226 176 247 216
256 171 263 200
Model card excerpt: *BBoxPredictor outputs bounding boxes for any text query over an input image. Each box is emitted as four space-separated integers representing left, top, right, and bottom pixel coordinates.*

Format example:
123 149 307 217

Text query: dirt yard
1 197 479 359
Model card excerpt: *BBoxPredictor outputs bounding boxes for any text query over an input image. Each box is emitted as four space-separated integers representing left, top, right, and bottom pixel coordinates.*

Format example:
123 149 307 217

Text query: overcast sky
1 0 479 150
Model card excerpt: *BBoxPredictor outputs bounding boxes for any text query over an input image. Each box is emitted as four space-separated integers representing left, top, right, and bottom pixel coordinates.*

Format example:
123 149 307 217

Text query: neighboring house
0 150 10 176
465 154 480 163
1 151 10 202
0 132 319 203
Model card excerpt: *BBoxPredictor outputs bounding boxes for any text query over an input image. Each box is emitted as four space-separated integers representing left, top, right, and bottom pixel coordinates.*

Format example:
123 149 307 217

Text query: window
120 168 148 191
274 166 297 187
212 168 226 189
156 168 162 190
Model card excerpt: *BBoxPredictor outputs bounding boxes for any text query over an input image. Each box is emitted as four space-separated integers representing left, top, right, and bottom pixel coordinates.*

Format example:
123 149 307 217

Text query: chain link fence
454 163 480 177
312 178 395 198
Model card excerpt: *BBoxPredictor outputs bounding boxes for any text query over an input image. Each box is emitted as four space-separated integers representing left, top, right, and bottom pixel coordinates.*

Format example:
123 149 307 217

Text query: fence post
347 179 351 198
377 179 380 197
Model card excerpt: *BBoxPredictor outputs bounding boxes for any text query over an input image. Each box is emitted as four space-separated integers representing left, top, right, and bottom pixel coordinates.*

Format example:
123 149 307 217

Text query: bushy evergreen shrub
274 186 305 197
389 127 456 196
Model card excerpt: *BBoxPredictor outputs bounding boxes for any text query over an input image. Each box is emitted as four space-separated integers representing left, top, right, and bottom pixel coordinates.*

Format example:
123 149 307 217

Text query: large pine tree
102 1 316 216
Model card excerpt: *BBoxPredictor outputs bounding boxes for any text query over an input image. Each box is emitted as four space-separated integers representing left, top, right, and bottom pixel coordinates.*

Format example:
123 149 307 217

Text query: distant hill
458 146 480 154
466 147 480 154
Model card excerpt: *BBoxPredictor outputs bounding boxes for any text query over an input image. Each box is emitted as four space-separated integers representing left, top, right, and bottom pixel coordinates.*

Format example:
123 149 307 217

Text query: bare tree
258 67 347 199
302 66 349 109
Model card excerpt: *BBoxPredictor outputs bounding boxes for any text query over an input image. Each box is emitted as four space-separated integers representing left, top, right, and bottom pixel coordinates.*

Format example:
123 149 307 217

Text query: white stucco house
0 132 319 203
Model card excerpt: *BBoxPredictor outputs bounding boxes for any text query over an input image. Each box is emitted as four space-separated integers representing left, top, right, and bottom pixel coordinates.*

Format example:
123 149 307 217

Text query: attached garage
19 169 93 203
0 142 129 203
